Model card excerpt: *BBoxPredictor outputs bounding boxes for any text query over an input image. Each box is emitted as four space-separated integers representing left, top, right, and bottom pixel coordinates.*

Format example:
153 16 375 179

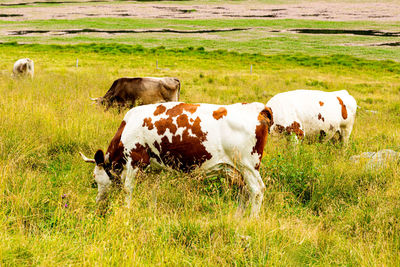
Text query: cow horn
90 97 99 101
79 152 96 163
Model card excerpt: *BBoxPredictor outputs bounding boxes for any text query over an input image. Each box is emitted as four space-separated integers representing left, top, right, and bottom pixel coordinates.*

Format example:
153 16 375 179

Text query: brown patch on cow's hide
242 102 249 105
153 108 212 171
130 143 150 167
154 117 177 135
154 104 166 116
166 103 200 117
175 114 206 138
319 101 324 106
252 107 273 170
318 113 325 122
189 117 205 137
286 121 304 138
151 103 211 171
337 97 348 119
142 117 154 130
212 107 227 120
176 113 189 127
152 113 212 172
150 103 217 171
106 120 127 173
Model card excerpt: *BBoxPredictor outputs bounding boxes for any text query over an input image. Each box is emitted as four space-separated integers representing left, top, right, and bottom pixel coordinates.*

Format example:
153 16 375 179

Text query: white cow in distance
13 58 34 78
267 89 357 144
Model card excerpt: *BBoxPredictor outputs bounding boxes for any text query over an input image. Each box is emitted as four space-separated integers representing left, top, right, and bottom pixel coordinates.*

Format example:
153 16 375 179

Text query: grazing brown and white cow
80 102 273 217
13 58 34 78
92 77 180 110
266 89 357 143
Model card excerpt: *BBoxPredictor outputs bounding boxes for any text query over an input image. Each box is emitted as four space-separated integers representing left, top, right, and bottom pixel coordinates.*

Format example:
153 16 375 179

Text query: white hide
267 89 357 143
121 102 264 170
13 58 34 78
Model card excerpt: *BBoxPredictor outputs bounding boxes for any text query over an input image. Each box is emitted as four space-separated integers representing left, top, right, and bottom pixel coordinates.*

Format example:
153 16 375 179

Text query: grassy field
1 1 400 265
1 18 400 61
1 42 400 265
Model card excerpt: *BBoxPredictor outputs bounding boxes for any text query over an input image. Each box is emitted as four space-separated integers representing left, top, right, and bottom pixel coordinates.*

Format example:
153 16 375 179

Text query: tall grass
0 43 399 265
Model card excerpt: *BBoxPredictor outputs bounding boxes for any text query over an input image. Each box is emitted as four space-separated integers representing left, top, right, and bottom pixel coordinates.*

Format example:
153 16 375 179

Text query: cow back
267 89 357 138
111 102 269 172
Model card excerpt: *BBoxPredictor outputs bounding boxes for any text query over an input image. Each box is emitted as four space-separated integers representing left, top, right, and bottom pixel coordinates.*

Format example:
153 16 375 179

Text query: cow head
20 63 27 73
90 97 115 110
80 150 113 203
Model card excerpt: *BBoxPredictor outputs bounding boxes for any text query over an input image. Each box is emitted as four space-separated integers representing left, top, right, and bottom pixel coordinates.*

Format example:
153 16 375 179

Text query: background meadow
1 1 400 265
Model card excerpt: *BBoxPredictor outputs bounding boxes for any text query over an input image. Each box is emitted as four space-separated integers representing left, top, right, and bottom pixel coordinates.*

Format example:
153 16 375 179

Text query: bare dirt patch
1 2 400 21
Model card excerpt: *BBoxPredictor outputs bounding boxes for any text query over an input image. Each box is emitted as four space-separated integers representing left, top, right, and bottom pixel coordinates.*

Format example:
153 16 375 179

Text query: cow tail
175 78 181 101
260 107 274 129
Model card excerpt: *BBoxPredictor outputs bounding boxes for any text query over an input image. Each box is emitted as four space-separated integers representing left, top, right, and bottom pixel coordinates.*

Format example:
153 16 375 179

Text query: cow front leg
124 163 139 208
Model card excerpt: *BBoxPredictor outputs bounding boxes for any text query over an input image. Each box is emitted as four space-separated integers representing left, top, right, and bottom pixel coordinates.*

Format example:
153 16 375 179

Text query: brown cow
92 77 180 110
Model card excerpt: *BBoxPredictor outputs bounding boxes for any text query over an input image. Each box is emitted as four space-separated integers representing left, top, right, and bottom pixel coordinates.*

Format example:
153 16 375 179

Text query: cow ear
94 149 105 166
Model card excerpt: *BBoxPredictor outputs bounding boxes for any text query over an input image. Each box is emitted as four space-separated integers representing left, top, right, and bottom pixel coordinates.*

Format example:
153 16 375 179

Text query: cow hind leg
206 163 251 217
340 124 353 145
235 187 249 218
240 166 266 218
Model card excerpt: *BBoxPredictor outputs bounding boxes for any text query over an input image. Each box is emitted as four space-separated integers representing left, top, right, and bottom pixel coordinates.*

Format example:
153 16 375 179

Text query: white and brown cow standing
267 89 357 143
13 58 34 78
81 102 273 217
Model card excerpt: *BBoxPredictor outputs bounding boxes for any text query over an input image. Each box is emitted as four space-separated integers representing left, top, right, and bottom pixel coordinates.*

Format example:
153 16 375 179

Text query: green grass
1 42 400 265
3 17 400 29
1 18 400 61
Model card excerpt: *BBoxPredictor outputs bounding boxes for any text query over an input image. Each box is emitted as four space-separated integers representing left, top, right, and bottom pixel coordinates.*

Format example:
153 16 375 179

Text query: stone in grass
350 149 400 170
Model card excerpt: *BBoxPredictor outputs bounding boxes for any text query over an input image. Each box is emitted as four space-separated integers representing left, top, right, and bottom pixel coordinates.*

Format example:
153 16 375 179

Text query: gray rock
350 149 400 170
